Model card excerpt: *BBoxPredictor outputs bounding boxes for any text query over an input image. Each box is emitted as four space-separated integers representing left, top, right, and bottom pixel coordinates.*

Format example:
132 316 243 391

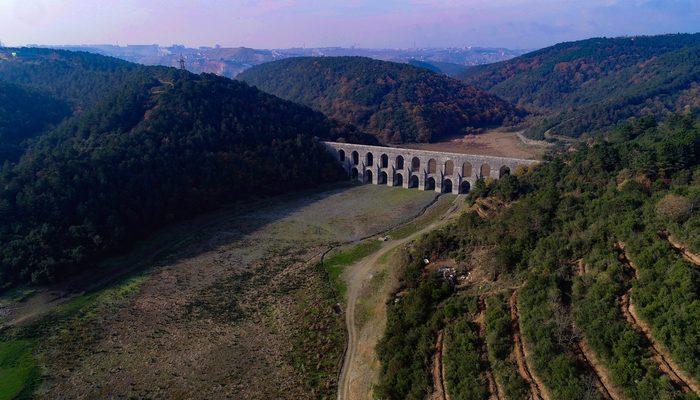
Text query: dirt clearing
400 128 548 160
2 184 438 400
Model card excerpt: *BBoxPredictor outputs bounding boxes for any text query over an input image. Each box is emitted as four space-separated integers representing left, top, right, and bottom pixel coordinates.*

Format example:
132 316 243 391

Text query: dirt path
338 196 465 400
615 244 699 395
575 339 623 400
509 291 548 400
475 299 505 400
430 330 448 400
574 260 624 400
620 292 699 395
661 231 700 267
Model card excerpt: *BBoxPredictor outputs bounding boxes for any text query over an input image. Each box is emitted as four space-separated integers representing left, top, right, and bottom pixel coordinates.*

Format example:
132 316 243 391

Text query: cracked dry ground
33 185 437 400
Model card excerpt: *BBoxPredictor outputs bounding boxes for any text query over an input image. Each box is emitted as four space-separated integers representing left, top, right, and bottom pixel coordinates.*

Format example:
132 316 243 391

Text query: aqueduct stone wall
323 141 539 194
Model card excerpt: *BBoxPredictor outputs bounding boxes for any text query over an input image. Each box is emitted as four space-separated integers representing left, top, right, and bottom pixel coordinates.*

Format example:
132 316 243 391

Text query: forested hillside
0 48 187 163
376 112 699 399
238 56 522 143
459 34 700 138
0 66 373 287
0 82 71 163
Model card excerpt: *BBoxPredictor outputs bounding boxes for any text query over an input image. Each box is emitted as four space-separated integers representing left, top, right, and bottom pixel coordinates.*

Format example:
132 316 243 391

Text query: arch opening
411 157 420 172
428 159 437 174
394 173 404 187
442 179 453 193
425 177 436 191
444 160 454 176
380 154 389 168
462 162 472 178
364 169 373 184
352 151 359 165
480 163 490 178
366 152 374 166
338 149 345 162
396 155 404 170
409 175 419 188
499 166 511 177
460 181 471 194
379 171 388 185
351 167 359 180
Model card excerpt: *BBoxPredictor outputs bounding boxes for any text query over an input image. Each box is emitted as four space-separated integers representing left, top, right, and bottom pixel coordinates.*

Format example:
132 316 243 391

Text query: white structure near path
323 141 539 194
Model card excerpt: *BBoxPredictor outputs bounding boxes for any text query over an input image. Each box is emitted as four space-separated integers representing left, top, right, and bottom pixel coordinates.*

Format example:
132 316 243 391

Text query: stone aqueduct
323 141 539 194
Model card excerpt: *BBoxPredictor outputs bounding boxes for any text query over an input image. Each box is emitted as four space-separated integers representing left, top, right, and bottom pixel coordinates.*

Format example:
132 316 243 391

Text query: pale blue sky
1 0 698 49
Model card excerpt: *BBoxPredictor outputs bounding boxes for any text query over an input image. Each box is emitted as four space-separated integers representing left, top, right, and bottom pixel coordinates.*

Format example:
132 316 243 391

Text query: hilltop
459 33 700 138
238 56 522 143
0 50 373 287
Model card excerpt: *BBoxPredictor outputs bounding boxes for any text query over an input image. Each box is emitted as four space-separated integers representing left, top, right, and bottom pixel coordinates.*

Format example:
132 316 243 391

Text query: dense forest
0 82 70 163
0 50 375 288
376 112 699 399
459 34 700 138
238 56 522 143
0 48 188 163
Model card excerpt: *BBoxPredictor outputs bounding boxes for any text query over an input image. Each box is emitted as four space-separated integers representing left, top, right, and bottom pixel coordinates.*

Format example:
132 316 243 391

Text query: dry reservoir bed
1 184 437 400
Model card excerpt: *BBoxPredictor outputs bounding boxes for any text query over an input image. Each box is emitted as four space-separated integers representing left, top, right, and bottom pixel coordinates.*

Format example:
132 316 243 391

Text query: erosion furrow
431 330 448 400
573 260 625 400
476 299 505 400
575 339 622 400
661 231 700 267
615 244 699 395
509 291 546 400
621 293 699 395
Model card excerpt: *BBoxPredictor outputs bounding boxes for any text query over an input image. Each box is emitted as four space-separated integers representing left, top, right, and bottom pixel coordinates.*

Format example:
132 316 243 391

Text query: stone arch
366 152 374 166
352 151 359 165
409 175 419 188
480 163 490 178
442 178 453 194
338 149 345 162
425 176 436 191
380 154 389 168
462 162 472 177
351 167 359 180
499 165 511 177
394 173 404 187
379 171 388 185
444 160 454 176
411 157 421 172
428 159 437 174
396 155 404 170
460 180 471 194
364 169 373 184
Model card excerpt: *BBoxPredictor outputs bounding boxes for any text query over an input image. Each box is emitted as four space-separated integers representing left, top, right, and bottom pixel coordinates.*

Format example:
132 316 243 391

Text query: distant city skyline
1 0 698 49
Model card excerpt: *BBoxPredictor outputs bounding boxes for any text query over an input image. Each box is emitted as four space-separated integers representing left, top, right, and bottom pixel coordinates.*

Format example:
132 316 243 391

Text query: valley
1 184 441 399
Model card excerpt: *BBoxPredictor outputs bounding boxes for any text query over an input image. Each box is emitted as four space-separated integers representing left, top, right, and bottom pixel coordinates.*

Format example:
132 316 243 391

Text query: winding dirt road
337 196 465 400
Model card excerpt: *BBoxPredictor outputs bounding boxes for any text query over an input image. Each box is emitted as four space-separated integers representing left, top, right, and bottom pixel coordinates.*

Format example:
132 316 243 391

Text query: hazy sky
1 0 698 49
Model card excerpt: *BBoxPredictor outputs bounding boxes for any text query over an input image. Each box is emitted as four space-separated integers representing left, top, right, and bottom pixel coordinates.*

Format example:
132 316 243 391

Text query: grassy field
0 183 436 400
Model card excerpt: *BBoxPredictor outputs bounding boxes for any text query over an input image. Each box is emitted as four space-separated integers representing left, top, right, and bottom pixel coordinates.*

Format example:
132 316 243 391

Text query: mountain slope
238 56 522 143
459 33 700 138
0 81 71 162
0 48 188 162
0 71 371 286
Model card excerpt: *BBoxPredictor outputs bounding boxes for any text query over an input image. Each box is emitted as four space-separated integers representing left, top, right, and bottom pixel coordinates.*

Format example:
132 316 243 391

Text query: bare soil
662 231 700 266
430 330 448 400
621 293 699 396
616 245 698 395
400 129 548 160
3 184 439 400
475 301 504 400
338 195 466 400
573 261 624 400
509 291 548 400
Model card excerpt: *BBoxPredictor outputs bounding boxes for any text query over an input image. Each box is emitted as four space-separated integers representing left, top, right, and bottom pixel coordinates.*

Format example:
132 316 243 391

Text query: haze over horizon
1 0 698 50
